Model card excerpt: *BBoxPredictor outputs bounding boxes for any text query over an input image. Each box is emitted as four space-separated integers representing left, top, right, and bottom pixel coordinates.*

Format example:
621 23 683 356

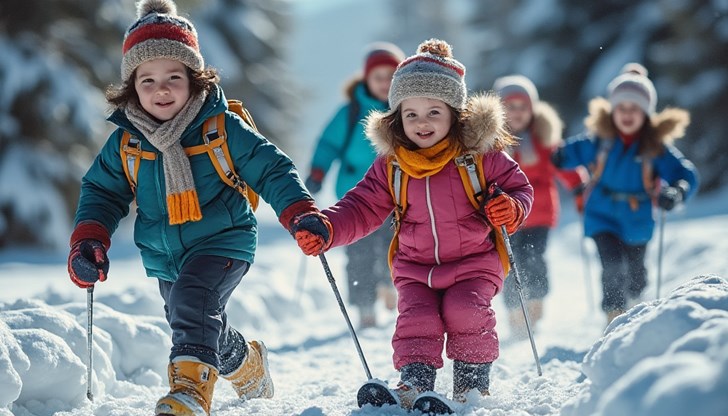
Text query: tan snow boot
221 340 274 400
155 359 218 416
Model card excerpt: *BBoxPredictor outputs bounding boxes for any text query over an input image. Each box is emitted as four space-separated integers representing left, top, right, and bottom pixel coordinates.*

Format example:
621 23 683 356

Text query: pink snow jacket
323 94 534 293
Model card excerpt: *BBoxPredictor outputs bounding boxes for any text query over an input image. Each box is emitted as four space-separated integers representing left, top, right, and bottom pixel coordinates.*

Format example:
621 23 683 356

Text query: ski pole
86 286 94 401
501 226 543 376
579 216 595 311
656 208 666 299
318 253 372 380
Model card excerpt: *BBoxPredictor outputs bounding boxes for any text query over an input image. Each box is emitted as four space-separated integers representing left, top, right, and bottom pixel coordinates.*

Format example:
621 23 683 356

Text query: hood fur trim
531 101 564 147
585 97 690 147
366 93 511 157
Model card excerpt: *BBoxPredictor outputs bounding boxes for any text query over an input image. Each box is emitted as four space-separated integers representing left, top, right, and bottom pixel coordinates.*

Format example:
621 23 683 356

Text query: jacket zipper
425 176 440 287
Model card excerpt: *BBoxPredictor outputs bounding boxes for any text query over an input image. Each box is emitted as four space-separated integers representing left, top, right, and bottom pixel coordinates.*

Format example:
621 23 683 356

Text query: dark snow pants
346 217 393 308
158 255 249 373
502 226 550 309
593 232 647 312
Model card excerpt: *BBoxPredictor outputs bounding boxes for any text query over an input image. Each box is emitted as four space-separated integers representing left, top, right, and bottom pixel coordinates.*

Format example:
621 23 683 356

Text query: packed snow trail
1 201 727 415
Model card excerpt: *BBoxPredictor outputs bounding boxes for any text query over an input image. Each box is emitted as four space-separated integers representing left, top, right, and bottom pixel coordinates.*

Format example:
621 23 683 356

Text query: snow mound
562 274 728 416
0 298 170 413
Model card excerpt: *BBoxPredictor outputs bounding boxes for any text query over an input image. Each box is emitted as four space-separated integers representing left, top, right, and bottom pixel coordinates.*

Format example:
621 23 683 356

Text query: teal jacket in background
310 81 389 198
74 85 311 282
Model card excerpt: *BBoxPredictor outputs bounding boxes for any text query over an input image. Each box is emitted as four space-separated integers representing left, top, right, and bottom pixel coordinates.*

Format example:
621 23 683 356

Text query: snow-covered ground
1 186 727 416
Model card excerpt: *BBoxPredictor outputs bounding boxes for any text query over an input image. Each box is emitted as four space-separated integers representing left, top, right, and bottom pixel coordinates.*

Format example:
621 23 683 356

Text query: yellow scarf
394 139 461 179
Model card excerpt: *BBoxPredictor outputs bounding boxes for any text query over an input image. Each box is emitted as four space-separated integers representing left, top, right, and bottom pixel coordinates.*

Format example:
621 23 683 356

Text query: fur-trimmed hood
365 93 512 157
584 97 690 156
531 101 564 147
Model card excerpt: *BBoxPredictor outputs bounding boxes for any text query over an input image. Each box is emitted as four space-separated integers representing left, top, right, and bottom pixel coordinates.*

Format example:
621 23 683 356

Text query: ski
357 379 399 408
412 391 456 414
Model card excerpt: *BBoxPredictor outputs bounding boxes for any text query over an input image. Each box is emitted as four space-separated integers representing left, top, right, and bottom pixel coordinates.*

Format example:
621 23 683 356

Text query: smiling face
400 97 453 149
612 101 647 136
366 65 396 102
134 59 191 121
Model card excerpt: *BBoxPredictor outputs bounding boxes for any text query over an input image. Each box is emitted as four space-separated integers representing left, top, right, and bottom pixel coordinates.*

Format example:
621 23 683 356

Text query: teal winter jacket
310 81 390 198
74 85 311 282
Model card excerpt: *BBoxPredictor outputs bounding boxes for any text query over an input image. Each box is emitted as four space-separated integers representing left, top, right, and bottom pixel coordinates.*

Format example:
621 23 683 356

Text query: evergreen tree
0 0 294 249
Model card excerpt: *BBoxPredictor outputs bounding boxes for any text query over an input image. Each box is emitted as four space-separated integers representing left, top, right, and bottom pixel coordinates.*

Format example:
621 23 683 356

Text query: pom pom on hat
121 0 204 81
620 62 648 77
387 38 467 112
493 74 539 107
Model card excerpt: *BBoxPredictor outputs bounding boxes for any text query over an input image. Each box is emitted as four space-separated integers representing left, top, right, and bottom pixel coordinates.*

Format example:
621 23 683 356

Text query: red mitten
68 221 111 289
484 194 523 234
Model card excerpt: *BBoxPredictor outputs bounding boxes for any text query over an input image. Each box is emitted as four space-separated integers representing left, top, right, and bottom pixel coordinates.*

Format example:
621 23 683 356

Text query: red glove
68 222 111 289
290 213 333 256
280 200 333 256
484 193 523 234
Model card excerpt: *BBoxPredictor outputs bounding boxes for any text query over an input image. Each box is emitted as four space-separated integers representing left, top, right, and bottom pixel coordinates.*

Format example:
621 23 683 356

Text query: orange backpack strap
454 153 510 276
193 100 260 211
386 157 409 274
120 130 156 196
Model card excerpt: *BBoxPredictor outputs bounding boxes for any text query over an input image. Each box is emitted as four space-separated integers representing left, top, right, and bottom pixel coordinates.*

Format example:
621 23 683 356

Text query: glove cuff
279 199 318 231
70 221 110 250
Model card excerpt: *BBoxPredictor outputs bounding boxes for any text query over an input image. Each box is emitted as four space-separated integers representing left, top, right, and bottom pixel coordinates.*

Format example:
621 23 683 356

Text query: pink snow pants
392 277 499 369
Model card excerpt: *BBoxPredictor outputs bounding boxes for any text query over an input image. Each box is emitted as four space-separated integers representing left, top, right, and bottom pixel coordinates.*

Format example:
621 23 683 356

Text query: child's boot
394 362 437 409
356 363 436 410
453 360 492 403
155 359 218 416
221 340 274 400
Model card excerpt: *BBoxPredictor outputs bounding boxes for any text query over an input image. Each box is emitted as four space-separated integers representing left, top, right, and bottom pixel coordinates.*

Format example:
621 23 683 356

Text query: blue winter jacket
74 85 311 282
310 81 390 198
559 133 698 245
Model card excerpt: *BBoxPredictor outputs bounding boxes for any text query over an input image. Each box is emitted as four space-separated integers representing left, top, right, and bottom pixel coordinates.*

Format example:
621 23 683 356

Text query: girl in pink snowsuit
291 39 533 406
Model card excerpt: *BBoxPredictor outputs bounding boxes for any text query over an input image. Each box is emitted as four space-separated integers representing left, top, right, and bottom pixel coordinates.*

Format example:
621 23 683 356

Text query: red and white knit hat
121 0 204 81
363 42 405 79
388 39 467 112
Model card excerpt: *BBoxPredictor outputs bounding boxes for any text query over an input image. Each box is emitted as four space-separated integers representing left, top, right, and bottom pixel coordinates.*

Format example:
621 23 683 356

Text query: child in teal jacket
305 42 404 328
67 1 324 414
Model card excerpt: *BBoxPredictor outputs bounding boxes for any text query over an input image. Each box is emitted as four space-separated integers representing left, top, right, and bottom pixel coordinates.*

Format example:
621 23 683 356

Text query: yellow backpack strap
387 158 409 274
454 153 510 276
120 130 156 196
197 102 260 211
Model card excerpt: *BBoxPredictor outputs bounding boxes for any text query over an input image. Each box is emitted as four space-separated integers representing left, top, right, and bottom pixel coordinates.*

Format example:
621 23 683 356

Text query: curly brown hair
105 66 220 110
381 104 466 151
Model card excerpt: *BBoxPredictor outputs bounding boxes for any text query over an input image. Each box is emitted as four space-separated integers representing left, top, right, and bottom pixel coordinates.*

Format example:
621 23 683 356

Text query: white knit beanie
607 72 657 115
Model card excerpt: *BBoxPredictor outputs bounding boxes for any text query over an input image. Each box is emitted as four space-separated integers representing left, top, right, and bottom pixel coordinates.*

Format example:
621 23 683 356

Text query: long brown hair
380 104 465 151
105 66 220 110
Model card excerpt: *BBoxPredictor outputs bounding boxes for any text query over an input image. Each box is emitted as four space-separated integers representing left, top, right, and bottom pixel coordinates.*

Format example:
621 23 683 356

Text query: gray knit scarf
125 92 207 222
